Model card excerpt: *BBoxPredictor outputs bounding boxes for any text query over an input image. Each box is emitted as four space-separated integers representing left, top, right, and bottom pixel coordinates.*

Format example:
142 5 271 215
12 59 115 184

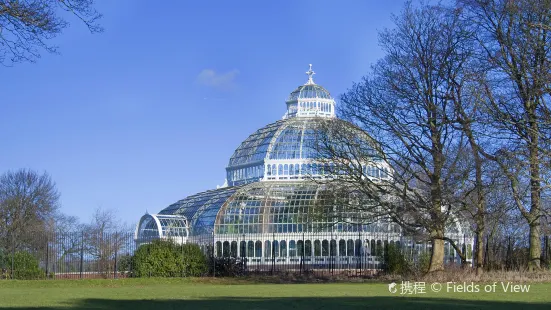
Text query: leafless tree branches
0 0 102 65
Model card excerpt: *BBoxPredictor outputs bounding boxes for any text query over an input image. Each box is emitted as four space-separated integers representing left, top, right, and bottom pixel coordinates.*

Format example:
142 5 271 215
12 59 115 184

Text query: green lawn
0 278 550 309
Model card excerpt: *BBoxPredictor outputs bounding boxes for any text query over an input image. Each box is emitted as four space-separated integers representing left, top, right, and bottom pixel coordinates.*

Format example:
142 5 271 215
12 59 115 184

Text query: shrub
209 257 246 277
116 254 132 275
413 251 431 275
0 251 45 279
132 240 208 277
382 243 409 275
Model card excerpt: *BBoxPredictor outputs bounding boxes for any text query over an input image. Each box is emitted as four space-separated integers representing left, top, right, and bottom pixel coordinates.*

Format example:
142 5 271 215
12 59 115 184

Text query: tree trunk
528 106 541 271
528 222 541 271
475 229 484 276
428 230 445 272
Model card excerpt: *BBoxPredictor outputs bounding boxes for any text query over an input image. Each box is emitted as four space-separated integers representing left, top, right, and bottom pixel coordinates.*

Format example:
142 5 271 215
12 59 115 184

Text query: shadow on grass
3 297 550 310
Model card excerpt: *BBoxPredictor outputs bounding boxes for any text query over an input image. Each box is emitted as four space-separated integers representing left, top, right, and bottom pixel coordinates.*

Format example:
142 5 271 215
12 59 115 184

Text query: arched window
266 165 271 176
289 164 294 175
339 239 346 256
305 240 312 256
322 240 329 257
347 239 354 256
273 240 279 257
271 164 277 176
255 241 262 257
297 240 304 256
301 164 306 175
230 241 237 258
314 240 321 256
223 241 230 257
264 240 271 257
278 164 283 175
330 240 337 256
364 239 371 256
248 241 254 257
240 241 246 257
355 239 362 256
284 164 289 175
216 241 222 257
280 240 287 257
289 240 296 257
295 164 300 175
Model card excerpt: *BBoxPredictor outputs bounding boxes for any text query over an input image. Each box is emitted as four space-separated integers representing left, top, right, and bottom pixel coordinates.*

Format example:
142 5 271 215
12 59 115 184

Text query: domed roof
285 64 333 102
286 84 333 102
225 65 379 187
227 117 372 168
227 118 312 168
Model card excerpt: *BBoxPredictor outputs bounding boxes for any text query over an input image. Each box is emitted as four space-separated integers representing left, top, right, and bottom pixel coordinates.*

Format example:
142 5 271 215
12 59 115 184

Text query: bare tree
45 212 83 273
0 0 102 65
459 0 551 270
0 169 59 252
84 207 129 276
314 3 476 272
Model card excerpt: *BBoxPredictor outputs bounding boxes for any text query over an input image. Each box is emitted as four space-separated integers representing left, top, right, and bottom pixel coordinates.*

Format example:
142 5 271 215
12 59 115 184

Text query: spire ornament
305 64 315 85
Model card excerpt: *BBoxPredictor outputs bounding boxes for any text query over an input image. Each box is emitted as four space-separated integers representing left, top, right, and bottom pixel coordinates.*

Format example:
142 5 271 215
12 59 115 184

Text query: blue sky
0 0 405 225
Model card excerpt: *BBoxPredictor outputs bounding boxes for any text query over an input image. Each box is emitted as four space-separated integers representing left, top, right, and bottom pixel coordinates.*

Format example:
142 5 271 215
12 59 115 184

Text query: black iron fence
0 231 549 280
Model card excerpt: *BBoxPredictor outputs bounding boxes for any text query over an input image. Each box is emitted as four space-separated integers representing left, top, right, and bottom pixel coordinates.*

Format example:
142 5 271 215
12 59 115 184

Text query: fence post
271 232 275 275
300 232 304 275
114 241 118 280
181 235 184 278
358 229 362 277
330 230 333 275
545 236 550 264
11 234 15 280
45 235 49 279
212 231 215 278
80 231 84 279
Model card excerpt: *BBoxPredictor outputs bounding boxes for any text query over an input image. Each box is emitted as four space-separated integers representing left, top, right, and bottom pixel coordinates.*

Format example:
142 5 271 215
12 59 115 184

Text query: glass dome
135 64 474 266
225 117 381 186
286 84 333 101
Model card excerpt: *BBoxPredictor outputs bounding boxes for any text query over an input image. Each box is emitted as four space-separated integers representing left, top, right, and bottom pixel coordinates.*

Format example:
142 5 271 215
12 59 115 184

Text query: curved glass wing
159 186 240 236
214 182 400 235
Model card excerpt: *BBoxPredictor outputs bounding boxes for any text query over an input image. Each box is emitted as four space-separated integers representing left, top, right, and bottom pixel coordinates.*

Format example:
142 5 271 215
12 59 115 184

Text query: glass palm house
135 65 473 268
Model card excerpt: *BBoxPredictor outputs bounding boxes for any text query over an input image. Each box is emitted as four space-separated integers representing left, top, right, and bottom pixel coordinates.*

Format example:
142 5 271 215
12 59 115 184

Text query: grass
0 278 550 309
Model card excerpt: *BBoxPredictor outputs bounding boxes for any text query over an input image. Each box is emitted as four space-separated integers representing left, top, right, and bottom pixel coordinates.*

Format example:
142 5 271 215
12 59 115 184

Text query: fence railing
0 231 549 280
